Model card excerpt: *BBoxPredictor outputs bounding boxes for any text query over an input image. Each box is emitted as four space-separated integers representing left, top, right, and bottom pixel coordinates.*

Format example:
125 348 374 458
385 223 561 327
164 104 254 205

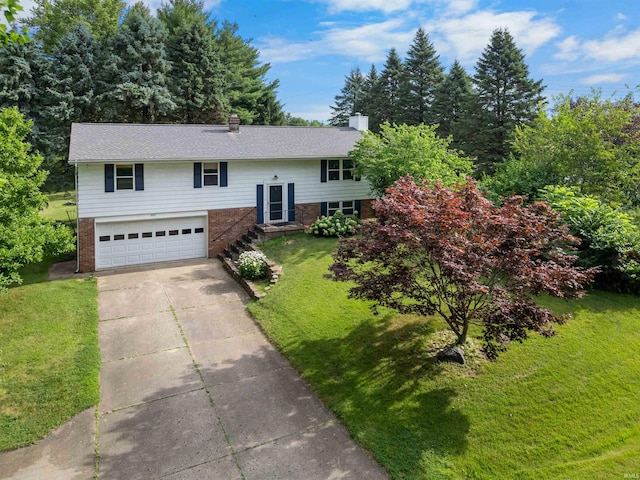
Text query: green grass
249 234 640 479
0 258 100 452
40 190 77 224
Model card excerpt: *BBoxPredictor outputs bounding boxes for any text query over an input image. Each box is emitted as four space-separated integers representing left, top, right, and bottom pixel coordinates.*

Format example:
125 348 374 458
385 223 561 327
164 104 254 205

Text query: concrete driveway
1 258 388 479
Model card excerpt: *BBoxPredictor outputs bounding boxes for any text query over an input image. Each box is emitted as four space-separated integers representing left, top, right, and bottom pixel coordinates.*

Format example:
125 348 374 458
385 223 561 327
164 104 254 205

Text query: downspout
74 162 80 274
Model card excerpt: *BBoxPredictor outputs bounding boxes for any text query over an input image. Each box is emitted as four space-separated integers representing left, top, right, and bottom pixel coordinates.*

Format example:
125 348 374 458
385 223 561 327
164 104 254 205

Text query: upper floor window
322 159 356 182
116 164 134 190
203 162 219 186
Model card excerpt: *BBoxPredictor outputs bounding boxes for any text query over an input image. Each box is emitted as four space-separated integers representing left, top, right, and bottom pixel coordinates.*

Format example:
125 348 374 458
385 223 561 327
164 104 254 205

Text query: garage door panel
95 217 207 269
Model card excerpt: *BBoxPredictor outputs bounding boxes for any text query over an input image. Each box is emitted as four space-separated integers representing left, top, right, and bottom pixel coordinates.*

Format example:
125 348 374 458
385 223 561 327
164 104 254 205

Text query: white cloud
259 18 414 64
583 28 640 62
313 0 413 14
615 12 627 21
554 36 580 61
287 103 332 122
581 73 626 85
427 10 561 63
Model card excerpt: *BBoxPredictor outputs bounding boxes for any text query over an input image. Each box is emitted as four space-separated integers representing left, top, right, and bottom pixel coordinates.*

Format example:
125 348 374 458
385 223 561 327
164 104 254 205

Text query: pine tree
329 66 366 126
102 2 175 123
402 28 444 126
432 60 475 152
39 23 101 189
215 21 283 125
0 40 50 151
159 0 228 124
362 64 381 131
375 48 406 126
466 28 545 172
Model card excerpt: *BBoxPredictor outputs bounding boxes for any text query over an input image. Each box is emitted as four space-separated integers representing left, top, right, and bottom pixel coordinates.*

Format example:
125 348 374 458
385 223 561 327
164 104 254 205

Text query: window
114 234 125 240
326 159 355 181
99 235 110 242
203 162 218 186
142 232 152 238
194 227 204 233
182 229 191 235
343 159 354 180
328 160 341 181
128 233 139 239
328 200 355 216
156 231 166 237
169 230 179 236
116 165 134 190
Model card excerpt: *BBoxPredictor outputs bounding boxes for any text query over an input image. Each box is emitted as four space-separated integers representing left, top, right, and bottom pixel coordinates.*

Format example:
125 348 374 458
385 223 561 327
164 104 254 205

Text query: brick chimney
229 114 240 133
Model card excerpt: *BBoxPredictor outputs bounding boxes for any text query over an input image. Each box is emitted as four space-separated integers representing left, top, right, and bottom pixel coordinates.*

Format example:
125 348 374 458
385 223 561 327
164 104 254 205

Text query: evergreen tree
102 2 175 123
27 0 125 53
466 28 544 172
0 39 50 150
215 21 283 125
40 23 101 189
402 28 444 125
362 64 381 131
432 60 475 152
375 48 406 126
159 0 228 124
329 66 365 126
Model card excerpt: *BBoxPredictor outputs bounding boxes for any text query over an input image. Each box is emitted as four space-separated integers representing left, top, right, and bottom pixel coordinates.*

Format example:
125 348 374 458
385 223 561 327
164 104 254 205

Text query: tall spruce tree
216 21 283 125
432 60 475 152
27 0 125 53
159 0 228 123
40 23 101 189
329 66 366 126
0 39 50 151
362 64 381 131
375 48 406 126
402 28 444 126
466 28 544 172
102 2 175 123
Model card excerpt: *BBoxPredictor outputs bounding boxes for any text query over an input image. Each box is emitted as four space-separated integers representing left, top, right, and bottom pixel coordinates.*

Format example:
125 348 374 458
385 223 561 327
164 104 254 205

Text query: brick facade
77 217 95 273
208 207 256 257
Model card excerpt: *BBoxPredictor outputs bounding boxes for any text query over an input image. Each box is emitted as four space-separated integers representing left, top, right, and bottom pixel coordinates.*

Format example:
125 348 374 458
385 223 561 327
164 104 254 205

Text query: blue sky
20 0 640 121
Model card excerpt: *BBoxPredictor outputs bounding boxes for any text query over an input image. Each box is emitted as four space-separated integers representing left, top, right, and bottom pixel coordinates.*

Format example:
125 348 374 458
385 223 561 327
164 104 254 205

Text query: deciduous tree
349 123 472 197
328 177 595 358
0 107 74 292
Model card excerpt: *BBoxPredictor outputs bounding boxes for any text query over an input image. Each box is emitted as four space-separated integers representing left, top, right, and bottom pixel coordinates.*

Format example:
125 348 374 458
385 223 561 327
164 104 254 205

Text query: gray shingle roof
68 123 363 163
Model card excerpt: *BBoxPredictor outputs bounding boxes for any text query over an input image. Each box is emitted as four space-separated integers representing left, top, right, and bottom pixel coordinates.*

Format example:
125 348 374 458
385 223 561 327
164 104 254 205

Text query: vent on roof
229 114 240 133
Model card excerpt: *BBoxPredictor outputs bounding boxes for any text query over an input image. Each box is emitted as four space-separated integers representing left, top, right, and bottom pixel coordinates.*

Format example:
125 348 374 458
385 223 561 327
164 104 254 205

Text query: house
68 114 373 272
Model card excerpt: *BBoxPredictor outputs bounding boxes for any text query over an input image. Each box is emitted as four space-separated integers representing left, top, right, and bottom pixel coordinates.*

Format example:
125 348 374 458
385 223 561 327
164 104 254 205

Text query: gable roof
68 123 364 163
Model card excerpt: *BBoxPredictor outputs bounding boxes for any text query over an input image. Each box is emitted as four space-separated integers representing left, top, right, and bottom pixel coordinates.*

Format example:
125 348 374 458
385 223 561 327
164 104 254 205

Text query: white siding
77 159 373 219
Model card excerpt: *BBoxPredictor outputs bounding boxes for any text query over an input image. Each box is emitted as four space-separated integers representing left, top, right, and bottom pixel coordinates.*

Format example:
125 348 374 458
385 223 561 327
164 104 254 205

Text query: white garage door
95 217 207 269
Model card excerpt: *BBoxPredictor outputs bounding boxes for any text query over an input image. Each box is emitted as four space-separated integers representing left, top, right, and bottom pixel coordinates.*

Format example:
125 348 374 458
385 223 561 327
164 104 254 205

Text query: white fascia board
94 211 208 224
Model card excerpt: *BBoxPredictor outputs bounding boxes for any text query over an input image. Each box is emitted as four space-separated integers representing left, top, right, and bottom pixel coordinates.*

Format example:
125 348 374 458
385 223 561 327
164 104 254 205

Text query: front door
268 185 284 223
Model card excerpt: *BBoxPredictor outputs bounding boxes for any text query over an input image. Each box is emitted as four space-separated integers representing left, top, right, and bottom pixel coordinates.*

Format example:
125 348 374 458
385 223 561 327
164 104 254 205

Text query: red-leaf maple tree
328 176 597 359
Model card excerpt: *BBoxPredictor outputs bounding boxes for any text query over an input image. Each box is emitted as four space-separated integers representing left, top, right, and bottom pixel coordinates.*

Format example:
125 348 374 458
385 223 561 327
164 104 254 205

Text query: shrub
539 185 640 293
238 250 268 280
310 210 359 237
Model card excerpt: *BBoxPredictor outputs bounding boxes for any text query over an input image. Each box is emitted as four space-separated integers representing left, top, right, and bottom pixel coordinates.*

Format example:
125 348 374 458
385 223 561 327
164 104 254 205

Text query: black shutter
321 202 328 217
256 185 264 224
134 164 144 191
355 200 362 218
320 159 327 183
220 162 228 187
194 162 202 188
105 164 114 192
287 183 295 221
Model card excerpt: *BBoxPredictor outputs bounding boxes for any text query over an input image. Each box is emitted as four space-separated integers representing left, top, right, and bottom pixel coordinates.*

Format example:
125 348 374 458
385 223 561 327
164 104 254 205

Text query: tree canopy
0 107 74 291
349 123 473 197
328 176 595 358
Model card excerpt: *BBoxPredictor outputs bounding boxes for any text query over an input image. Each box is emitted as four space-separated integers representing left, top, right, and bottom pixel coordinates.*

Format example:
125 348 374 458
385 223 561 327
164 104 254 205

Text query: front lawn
0 259 100 451
249 234 640 479
40 190 77 225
